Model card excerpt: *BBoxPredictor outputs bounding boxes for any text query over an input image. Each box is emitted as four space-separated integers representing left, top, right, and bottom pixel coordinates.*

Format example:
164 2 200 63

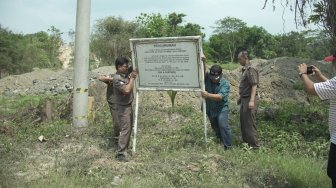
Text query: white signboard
130 36 202 91
129 36 207 152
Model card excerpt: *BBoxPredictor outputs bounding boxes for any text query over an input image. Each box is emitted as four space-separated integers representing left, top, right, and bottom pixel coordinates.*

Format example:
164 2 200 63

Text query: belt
242 94 258 98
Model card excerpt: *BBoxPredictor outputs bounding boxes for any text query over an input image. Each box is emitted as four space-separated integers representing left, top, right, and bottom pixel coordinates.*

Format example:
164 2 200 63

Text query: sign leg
132 91 139 153
202 99 207 142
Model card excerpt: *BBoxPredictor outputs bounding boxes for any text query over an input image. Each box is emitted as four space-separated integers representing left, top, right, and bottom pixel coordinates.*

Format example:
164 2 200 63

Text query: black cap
209 65 222 80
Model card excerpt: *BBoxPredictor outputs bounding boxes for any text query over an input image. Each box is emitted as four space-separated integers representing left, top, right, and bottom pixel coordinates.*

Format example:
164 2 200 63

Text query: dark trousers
108 103 119 140
116 104 133 155
209 110 232 148
328 142 336 188
240 97 259 148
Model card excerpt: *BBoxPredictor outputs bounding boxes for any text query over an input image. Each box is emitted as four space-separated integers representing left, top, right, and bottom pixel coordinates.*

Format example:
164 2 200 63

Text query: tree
0 25 64 75
0 26 21 74
135 13 168 37
47 26 63 67
274 31 307 57
208 34 232 62
273 29 331 59
240 26 276 59
303 30 331 59
167 12 186 35
90 16 138 66
212 17 247 62
263 0 336 50
136 12 204 38
179 23 204 38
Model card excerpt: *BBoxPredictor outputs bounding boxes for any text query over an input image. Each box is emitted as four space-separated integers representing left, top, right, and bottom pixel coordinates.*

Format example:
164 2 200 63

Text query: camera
306 66 313 75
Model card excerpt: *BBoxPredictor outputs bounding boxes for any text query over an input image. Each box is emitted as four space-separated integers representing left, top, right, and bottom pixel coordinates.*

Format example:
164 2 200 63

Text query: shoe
116 154 128 162
224 146 232 150
252 146 260 150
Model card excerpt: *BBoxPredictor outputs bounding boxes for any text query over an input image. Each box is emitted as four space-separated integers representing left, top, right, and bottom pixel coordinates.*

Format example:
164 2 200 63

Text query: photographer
298 54 336 188
112 56 137 162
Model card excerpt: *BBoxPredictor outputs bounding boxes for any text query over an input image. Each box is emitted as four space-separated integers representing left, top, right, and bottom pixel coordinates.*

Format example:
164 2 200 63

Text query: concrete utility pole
72 0 91 127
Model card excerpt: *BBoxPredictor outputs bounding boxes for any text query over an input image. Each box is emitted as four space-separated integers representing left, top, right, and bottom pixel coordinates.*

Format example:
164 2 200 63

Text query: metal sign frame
129 36 207 152
130 36 203 91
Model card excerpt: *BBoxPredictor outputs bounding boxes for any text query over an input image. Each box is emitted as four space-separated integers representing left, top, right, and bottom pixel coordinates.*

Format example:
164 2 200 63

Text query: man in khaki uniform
112 57 137 162
98 73 119 145
237 51 260 149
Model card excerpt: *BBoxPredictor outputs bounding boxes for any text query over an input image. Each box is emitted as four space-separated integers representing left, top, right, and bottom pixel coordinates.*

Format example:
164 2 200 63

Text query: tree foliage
211 17 246 62
240 26 276 59
135 12 204 38
90 16 138 66
0 25 63 75
209 17 277 62
207 16 330 63
1 10 332 76
90 13 204 68
263 0 336 50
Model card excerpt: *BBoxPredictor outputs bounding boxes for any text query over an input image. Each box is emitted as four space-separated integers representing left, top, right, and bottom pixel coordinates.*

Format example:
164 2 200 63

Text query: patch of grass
259 99 329 141
221 62 240 71
172 104 197 117
292 82 305 90
0 95 332 187
206 62 240 71
256 154 330 188
0 95 41 115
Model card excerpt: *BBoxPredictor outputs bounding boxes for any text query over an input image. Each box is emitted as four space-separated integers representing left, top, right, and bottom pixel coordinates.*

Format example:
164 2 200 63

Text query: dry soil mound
0 57 334 105
223 57 333 104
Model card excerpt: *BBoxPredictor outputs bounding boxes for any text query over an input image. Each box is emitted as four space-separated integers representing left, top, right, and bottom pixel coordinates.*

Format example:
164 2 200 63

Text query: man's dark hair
115 56 129 69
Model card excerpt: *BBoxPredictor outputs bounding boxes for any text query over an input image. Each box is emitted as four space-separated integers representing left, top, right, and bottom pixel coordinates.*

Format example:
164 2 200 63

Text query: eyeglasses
121 65 129 68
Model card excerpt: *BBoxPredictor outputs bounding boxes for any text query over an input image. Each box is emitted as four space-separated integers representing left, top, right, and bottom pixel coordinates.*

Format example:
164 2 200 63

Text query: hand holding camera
306 66 314 75
298 63 315 77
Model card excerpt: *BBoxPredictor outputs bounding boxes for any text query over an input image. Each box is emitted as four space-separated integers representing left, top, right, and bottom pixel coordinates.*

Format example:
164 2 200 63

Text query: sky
0 0 316 43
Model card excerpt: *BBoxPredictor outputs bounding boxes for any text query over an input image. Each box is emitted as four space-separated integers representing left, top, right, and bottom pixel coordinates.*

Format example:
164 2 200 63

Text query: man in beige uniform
237 51 260 149
98 73 119 145
112 57 137 162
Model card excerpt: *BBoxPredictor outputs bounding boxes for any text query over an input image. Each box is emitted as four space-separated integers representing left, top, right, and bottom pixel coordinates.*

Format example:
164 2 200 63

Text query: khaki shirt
239 63 259 97
112 72 133 105
106 74 116 106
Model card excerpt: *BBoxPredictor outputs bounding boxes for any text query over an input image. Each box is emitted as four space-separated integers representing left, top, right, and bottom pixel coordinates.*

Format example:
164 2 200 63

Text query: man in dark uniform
112 57 137 162
237 51 260 149
98 72 119 146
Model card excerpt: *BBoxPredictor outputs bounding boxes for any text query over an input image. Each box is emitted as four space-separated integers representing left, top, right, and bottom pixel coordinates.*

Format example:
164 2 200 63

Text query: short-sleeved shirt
239 63 259 97
106 74 116 106
204 73 230 118
112 72 133 106
314 76 336 144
